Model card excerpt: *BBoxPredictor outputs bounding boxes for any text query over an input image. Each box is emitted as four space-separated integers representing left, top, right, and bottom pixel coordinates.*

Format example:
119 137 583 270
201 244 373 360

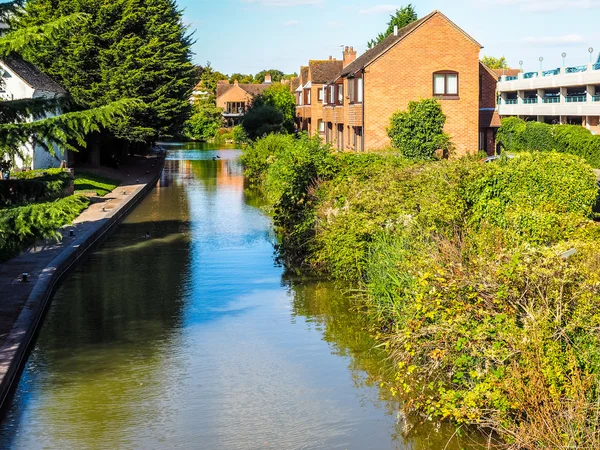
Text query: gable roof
216 82 269 99
290 76 300 91
1 54 66 94
341 10 481 78
309 60 343 84
299 66 309 84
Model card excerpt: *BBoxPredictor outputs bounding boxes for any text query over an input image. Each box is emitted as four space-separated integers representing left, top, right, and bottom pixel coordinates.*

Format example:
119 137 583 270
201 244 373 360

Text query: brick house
320 10 498 155
295 59 343 136
216 75 272 127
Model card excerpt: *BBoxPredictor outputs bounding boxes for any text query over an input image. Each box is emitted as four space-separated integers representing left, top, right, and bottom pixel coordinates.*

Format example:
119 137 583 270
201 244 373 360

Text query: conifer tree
15 0 195 147
0 1 140 164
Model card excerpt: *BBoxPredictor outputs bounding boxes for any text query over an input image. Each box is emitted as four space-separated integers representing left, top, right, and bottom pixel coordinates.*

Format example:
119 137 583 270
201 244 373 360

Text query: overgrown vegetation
0 194 89 261
498 116 600 168
242 133 600 448
242 83 296 141
183 96 224 142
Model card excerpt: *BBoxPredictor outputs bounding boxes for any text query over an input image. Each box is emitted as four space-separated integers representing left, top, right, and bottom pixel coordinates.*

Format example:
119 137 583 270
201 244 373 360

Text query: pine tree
0 1 140 164
367 5 417 49
16 0 195 146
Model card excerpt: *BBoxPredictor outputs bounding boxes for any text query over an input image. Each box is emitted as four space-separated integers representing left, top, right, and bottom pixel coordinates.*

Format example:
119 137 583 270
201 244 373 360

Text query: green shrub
387 98 453 159
497 117 600 167
0 195 90 261
1 169 73 208
242 105 286 141
232 125 248 145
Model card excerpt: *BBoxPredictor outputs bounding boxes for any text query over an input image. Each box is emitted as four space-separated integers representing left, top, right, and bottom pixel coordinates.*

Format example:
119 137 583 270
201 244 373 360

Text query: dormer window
433 71 458 97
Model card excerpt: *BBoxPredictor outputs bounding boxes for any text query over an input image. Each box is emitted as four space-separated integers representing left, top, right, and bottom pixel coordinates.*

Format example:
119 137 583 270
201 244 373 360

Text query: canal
0 143 483 449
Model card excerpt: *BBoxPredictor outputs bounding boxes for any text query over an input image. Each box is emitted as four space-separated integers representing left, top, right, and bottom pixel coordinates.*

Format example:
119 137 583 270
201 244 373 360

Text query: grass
74 171 120 197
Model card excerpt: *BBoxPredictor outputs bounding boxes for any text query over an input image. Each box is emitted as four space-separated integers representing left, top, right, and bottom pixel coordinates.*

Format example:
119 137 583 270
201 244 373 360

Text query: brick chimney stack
343 46 357 68
264 73 272 84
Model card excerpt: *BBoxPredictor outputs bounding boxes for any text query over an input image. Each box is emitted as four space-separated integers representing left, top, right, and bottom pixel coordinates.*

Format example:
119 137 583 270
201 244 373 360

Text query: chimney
264 73 272 84
394 25 398 36
343 46 357 68
329 55 332 61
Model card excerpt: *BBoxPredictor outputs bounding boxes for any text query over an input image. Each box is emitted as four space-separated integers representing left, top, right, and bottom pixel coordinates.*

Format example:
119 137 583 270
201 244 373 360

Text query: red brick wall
363 13 481 155
479 64 498 110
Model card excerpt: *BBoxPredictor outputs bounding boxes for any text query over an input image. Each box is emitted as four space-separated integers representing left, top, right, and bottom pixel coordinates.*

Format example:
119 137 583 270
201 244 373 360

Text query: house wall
216 85 254 109
363 14 481 155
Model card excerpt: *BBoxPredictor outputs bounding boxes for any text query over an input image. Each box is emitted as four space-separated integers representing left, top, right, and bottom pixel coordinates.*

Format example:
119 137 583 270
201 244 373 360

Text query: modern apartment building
497 57 600 133
294 10 499 155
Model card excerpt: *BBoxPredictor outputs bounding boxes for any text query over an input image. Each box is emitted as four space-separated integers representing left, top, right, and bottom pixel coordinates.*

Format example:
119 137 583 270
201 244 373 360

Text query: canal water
0 143 484 449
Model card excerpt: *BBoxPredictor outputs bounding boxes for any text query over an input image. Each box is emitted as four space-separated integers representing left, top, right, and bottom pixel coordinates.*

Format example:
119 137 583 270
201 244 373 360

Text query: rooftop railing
504 98 518 104
543 97 560 103
565 65 587 73
543 68 560 76
523 72 538 79
505 76 518 81
523 98 538 104
565 95 586 103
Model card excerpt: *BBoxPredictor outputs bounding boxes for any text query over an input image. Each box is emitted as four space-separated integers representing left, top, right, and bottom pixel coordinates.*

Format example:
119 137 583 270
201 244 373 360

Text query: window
433 71 458 97
318 87 324 102
306 89 311 105
356 77 363 103
337 84 344 105
348 80 354 103
318 119 325 133
329 85 335 104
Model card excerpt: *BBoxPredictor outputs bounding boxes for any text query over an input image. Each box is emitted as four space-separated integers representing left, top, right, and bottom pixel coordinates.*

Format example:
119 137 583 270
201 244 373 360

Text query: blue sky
179 0 600 76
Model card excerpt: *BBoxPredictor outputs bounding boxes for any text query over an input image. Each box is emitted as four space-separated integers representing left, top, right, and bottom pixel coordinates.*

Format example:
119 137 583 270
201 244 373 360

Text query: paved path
0 152 165 409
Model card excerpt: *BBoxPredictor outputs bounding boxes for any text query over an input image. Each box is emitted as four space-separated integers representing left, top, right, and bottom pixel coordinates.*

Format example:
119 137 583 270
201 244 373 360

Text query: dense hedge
0 169 73 208
0 195 89 262
242 134 600 448
497 117 600 168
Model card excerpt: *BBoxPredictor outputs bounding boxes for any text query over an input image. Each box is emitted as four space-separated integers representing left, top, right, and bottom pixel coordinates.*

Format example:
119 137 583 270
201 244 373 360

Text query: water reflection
0 143 485 449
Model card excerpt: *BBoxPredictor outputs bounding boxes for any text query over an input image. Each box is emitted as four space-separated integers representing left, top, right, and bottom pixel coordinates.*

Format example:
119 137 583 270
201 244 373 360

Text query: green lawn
74 171 120 197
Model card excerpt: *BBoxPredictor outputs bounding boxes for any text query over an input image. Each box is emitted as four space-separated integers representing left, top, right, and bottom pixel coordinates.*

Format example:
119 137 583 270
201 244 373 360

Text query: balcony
505 76 518 81
565 95 586 103
523 98 538 104
543 97 560 104
523 72 538 79
498 62 600 92
505 98 518 104
543 68 560 76
593 95 600 102
565 65 587 74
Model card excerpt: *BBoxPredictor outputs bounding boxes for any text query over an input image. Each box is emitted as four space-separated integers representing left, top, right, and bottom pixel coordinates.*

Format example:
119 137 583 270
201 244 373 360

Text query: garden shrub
0 194 89 261
0 168 73 208
497 117 600 168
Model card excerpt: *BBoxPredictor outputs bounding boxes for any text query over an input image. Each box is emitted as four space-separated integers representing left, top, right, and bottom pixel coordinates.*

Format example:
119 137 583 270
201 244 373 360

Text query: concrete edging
0 157 165 410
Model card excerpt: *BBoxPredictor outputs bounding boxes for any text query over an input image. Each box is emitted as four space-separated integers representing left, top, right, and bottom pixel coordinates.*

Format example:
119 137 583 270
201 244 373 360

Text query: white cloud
522 34 585 45
490 0 600 11
243 0 322 6
359 4 399 14
284 19 300 26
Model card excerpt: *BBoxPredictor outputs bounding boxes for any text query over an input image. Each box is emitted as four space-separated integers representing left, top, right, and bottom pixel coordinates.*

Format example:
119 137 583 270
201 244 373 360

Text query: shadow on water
0 143 488 449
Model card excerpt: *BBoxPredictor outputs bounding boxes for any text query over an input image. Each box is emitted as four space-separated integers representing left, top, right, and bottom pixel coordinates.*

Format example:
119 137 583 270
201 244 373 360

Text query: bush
0 169 73 208
242 105 286 141
387 98 453 159
232 125 248 145
0 195 90 261
497 117 600 168
183 98 224 142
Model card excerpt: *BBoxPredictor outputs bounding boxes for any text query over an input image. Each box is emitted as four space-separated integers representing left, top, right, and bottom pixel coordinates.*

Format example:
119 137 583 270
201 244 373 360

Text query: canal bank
0 152 165 410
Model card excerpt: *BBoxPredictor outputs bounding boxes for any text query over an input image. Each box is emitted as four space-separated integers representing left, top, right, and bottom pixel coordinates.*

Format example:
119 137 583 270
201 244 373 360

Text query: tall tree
15 0 195 148
229 73 254 84
200 62 228 94
254 70 284 84
367 4 417 49
0 2 138 164
481 56 509 69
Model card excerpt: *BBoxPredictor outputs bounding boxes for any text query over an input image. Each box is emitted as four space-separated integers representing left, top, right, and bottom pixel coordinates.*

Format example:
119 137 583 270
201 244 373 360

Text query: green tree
482 55 509 69
200 62 228 94
387 98 453 159
254 70 284 83
367 4 417 49
229 73 254 84
242 106 284 141
16 0 195 148
183 97 224 142
250 83 296 133
0 3 138 164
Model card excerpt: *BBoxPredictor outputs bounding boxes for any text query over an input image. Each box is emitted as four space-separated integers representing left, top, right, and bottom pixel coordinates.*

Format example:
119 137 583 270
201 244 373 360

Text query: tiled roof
341 10 481 78
216 82 269 99
300 66 309 84
290 76 300 91
492 68 521 78
2 54 66 94
480 109 502 128
309 60 343 84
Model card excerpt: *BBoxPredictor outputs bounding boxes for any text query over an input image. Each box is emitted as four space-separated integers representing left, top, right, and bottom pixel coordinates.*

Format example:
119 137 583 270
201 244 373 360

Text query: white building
0 55 68 169
497 56 600 133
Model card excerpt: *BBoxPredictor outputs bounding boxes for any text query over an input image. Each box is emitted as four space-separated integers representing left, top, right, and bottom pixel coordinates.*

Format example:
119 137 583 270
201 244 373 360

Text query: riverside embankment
0 152 164 410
